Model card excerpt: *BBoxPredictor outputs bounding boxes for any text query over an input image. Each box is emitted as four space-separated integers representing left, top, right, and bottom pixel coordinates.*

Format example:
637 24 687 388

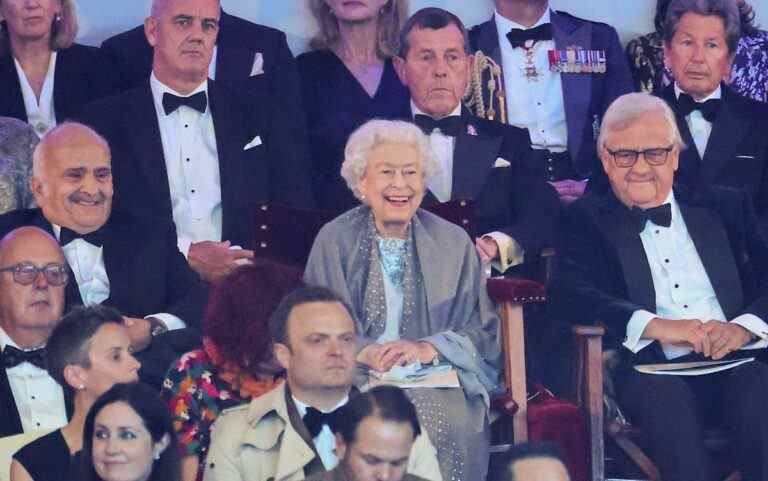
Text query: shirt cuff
623 309 656 353
177 238 192 258
146 313 186 331
483 231 524 273
731 314 768 350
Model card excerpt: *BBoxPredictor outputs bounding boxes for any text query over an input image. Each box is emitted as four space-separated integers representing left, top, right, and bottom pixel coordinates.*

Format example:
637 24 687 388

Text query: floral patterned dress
162 342 280 478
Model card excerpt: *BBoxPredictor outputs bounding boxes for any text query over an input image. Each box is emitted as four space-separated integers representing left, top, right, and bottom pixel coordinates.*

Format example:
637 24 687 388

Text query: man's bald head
30 122 114 234
0 227 67 349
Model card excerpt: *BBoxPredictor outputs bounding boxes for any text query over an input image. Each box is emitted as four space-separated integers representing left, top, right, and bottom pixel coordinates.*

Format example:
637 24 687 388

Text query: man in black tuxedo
77 0 312 282
0 122 207 388
656 0 768 230
550 92 768 481
0 226 69 437
394 8 559 275
469 0 633 203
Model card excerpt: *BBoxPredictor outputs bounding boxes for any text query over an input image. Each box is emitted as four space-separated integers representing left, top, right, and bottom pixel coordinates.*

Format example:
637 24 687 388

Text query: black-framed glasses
604 144 675 168
0 262 69 286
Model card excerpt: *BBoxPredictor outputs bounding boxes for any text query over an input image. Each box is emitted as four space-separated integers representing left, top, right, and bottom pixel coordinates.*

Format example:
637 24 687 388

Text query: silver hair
150 0 220 17
664 0 741 53
597 93 685 150
32 122 111 179
341 119 440 201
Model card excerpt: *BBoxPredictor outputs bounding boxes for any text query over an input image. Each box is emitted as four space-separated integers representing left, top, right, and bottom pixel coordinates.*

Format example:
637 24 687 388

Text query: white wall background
77 0 768 53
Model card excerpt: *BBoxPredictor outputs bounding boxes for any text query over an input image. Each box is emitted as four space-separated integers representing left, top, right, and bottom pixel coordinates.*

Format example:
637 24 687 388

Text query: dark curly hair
655 0 759 36
203 259 303 376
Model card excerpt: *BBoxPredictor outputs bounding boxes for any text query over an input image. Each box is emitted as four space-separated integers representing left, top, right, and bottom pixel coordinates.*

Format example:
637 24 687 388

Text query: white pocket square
736 155 756 159
493 157 511 168
249 52 264 77
244 136 262 151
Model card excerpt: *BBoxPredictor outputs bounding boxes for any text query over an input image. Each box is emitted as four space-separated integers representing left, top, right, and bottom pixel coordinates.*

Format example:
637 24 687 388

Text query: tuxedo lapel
660 86 701 184
553 11 592 170
52 48 72 123
596 197 656 312
679 202 743 319
699 89 751 186
100 220 132 313
451 114 502 199
0 358 23 436
0 56 27 122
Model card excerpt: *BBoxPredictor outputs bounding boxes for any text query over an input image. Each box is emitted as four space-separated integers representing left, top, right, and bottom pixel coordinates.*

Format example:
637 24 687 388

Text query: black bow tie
506 23 553 49
630 203 672 233
413 114 464 137
677 93 720 122
162 91 208 115
2 345 47 370
303 406 341 438
59 227 104 247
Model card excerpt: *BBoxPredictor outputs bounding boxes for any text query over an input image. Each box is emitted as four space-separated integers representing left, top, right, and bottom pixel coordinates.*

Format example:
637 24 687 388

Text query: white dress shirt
0 326 66 433
623 192 768 359
494 9 568 152
675 83 721 159
292 394 349 470
14 52 57 138
150 73 223 257
52 224 186 331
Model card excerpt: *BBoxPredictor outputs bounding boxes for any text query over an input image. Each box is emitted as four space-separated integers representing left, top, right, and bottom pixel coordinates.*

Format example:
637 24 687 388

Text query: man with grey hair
658 0 768 230
550 92 768 481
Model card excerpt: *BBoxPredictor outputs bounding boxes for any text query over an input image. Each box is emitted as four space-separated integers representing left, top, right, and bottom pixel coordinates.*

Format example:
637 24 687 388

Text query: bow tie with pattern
630 203 672 233
677 93 721 122
506 23 553 49
59 227 104 247
2 345 47 370
303 406 341 438
162 91 208 115
413 114 464 137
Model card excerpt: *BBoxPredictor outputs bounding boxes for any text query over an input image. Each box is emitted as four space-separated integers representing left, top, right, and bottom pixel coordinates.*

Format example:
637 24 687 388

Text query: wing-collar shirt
150 73 222 258
52 224 186 331
292 394 349 470
14 52 57 138
623 191 768 359
675 83 721 159
494 9 567 153
0 326 66 433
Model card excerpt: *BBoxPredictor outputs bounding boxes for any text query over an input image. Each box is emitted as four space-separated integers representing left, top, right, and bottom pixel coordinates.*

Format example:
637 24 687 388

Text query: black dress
298 50 410 213
13 429 82 481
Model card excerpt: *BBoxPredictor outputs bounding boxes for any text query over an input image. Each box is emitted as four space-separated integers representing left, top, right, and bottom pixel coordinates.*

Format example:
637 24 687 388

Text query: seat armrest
487 278 546 304
572 325 605 481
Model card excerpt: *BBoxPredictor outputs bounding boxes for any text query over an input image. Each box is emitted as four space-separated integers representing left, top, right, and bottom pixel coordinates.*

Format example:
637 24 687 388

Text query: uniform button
30 395 35 400
191 189 196 193
684 305 689 308
664 259 669 263
547 166 554 172
36 422 40 427
186 158 190 162
674 284 679 288
184 124 189 128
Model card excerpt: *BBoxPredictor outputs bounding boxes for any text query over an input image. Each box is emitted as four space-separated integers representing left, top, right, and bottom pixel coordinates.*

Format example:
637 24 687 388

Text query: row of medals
521 39 607 81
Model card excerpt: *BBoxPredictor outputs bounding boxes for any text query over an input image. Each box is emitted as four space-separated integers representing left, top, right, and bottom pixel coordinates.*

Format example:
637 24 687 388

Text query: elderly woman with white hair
305 119 501 481
0 0 120 137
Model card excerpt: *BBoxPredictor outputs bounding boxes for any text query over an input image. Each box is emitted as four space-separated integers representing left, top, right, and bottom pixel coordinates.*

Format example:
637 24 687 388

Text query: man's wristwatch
147 317 169 338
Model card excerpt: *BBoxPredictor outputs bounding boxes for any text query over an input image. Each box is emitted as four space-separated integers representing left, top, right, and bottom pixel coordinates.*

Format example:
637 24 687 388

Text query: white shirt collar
149 72 208 110
494 7 551 33
411 101 462 120
674 83 722 102
292 392 350 418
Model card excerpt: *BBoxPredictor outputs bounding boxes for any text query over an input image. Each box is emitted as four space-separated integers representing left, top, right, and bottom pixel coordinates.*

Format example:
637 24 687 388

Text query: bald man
0 226 71 436
0 122 206 388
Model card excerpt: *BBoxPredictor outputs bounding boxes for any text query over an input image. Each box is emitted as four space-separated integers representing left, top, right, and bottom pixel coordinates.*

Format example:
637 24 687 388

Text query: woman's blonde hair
0 0 78 56
308 0 408 58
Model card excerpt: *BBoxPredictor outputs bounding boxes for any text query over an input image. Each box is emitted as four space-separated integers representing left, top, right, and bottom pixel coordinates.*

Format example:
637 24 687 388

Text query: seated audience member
307 386 428 481
394 7 559 274
0 117 37 213
653 0 768 229
162 260 303 481
469 0 633 202
203 287 441 481
0 226 67 437
627 0 768 103
77 0 312 282
80 382 182 481
549 92 768 481
299 0 410 213
304 120 500 481
0 122 207 388
11 305 140 481
0 0 119 136
488 442 571 481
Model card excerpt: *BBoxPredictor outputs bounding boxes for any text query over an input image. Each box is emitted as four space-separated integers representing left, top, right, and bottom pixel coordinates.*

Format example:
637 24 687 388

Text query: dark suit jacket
75 79 313 249
658 84 768 228
417 108 560 258
0 208 208 387
0 44 120 124
306 467 429 481
469 10 633 178
549 186 768 366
